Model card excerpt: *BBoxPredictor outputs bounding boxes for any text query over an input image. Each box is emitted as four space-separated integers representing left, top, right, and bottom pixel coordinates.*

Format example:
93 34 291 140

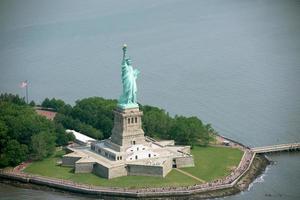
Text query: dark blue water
0 0 299 199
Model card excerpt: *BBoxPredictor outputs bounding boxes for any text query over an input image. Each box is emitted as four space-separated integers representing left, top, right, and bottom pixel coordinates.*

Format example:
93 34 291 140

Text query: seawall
0 153 270 200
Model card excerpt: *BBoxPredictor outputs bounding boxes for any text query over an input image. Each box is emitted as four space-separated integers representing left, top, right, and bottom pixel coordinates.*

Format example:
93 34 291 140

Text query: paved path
175 168 205 183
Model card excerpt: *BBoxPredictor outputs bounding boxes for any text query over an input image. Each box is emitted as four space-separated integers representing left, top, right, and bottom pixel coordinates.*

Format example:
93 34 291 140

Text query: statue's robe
119 62 138 104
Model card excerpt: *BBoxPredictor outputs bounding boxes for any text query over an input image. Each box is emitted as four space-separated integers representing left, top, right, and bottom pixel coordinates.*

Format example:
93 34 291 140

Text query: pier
251 142 300 154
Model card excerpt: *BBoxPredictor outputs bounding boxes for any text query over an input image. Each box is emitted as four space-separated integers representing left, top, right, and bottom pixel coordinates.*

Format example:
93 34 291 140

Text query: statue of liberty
118 44 140 109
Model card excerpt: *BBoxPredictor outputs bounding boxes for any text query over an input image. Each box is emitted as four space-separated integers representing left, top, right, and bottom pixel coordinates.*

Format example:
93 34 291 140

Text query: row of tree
41 97 215 147
0 94 74 167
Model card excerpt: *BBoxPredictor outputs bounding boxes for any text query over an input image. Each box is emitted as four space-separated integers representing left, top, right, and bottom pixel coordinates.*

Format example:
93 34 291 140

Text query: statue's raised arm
122 44 127 65
118 44 140 109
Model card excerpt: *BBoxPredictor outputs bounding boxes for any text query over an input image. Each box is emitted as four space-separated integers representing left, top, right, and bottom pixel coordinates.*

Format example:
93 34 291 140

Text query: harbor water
0 0 299 199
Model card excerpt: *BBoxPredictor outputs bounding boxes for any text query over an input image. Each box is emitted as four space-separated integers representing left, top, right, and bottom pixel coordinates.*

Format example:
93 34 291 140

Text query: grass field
182 146 243 181
24 146 243 188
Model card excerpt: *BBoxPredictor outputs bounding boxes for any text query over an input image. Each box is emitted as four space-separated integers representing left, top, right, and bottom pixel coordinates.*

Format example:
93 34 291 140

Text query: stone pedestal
110 107 145 151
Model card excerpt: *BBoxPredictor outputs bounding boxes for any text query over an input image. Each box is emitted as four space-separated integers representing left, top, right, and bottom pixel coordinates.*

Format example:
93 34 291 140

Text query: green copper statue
118 44 140 109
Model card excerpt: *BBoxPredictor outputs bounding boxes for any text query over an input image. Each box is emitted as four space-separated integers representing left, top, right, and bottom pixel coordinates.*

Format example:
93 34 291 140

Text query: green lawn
182 146 243 181
24 146 243 188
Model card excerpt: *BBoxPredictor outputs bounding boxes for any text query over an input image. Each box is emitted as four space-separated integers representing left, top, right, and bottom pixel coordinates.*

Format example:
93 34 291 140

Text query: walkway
251 142 300 153
175 168 205 183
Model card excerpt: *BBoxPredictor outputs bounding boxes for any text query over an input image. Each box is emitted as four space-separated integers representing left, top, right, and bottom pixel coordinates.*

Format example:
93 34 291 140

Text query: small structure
223 140 230 146
35 107 57 120
62 45 194 179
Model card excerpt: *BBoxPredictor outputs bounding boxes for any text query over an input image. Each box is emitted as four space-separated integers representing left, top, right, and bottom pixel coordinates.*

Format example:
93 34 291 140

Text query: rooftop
66 129 96 144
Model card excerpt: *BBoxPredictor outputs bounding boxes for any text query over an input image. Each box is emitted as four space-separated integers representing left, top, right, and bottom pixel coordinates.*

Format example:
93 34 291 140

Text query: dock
251 142 300 154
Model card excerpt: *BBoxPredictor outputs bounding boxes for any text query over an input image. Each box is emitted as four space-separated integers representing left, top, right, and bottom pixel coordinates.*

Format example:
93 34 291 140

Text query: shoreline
0 154 269 199
0 142 271 199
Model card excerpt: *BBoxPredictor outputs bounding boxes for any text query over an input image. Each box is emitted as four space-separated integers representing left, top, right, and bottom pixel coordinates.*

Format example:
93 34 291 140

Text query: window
120 156 122 160
148 154 151 158
131 117 134 123
133 141 136 145
128 118 130 124
135 117 137 123
135 155 138 160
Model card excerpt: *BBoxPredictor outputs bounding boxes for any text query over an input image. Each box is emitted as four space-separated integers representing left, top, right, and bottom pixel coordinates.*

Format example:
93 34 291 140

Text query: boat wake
247 165 270 191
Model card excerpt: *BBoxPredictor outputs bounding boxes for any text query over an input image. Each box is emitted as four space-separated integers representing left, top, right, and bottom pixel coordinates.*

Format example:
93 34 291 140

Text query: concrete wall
180 146 191 154
162 158 173 177
62 156 81 167
93 163 127 179
93 163 109 178
127 164 164 177
75 162 94 173
108 165 127 179
175 156 195 168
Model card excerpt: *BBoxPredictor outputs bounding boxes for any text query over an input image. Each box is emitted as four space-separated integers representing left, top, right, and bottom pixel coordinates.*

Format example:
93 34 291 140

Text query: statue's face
126 59 132 65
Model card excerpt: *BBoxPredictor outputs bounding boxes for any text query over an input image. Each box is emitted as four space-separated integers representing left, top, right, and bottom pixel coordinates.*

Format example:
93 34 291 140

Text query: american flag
20 80 28 88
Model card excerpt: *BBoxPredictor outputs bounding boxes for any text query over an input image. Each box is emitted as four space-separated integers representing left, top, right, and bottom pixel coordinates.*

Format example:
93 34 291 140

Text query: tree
0 93 26 105
41 98 66 112
54 113 103 139
170 116 210 147
54 123 70 146
0 93 75 167
0 120 8 155
141 105 173 139
70 97 116 138
29 100 36 106
0 140 28 166
31 131 56 160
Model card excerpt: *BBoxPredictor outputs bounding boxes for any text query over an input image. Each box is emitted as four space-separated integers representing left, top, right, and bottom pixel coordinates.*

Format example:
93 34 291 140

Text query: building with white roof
66 129 96 145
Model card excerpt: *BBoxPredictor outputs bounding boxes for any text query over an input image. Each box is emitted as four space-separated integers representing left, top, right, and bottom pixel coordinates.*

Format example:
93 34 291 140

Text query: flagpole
25 80 28 104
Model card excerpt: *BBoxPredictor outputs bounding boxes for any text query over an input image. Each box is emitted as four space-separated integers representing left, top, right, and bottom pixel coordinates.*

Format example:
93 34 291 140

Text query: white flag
20 81 28 88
